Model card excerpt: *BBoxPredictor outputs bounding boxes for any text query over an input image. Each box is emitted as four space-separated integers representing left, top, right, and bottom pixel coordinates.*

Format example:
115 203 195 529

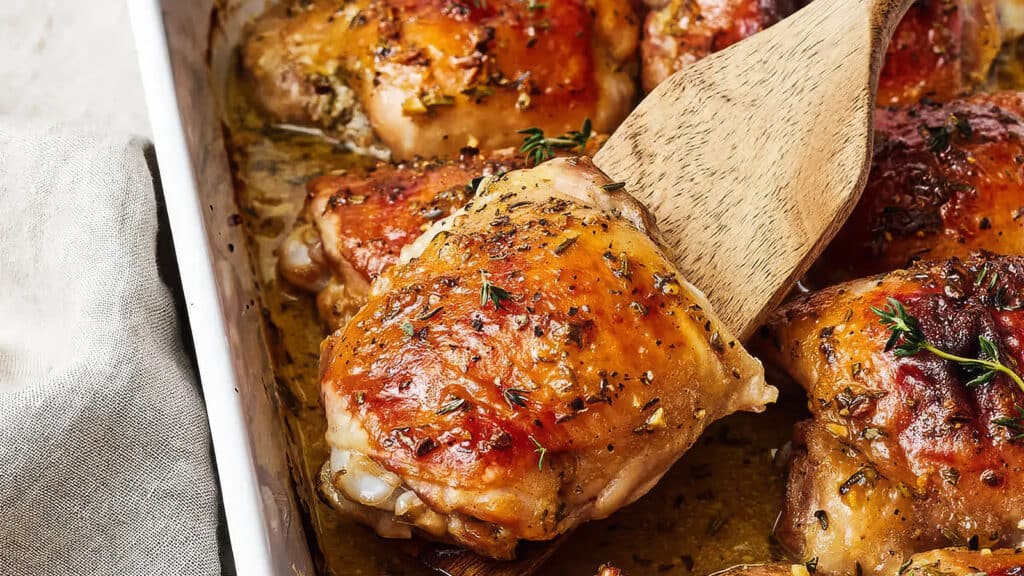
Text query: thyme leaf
529 434 548 470
437 396 466 415
517 118 592 165
417 306 444 321
480 272 514 310
503 388 529 409
993 404 1024 440
553 236 577 255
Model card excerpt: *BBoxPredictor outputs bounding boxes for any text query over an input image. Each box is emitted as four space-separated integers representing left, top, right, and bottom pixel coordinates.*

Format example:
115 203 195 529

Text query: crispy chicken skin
810 93 1024 287
903 548 1024 576
638 0 1000 98
876 0 1000 105
756 253 1024 575
279 147 523 328
639 0 793 93
242 0 639 159
317 157 776 558
678 549 1024 576
710 565 795 576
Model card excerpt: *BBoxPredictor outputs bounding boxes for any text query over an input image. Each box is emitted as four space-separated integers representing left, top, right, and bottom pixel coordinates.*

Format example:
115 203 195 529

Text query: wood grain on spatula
421 0 914 573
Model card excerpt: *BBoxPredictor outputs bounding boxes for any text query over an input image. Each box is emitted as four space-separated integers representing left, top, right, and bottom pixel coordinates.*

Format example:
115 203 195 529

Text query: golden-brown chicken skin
903 548 1024 576
677 549 1024 576
279 147 523 328
876 0 1000 105
596 564 625 576
639 0 793 93
317 157 777 558
638 0 999 98
242 0 639 159
756 253 1024 575
810 93 1024 287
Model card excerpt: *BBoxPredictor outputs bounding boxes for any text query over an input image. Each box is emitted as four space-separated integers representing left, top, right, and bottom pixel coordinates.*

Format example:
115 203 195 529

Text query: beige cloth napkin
0 121 222 574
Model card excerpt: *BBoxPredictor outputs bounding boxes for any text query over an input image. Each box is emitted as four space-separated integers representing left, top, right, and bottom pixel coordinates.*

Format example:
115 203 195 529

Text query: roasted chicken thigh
757 253 1024 575
279 147 523 328
875 0 1000 105
639 0 794 92
317 157 777 558
639 0 1000 100
691 548 1024 576
810 92 1024 287
902 547 1024 576
242 0 639 159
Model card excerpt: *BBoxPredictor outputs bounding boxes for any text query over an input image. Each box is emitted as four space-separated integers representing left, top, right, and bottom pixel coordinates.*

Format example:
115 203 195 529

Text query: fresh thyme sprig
503 388 529 409
436 396 466 415
993 404 1024 440
517 118 592 165
529 434 548 470
480 272 513 310
871 297 1024 393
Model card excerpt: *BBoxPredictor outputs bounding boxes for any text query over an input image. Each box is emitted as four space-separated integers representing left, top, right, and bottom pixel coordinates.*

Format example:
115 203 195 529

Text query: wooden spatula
418 0 914 572
595 0 915 340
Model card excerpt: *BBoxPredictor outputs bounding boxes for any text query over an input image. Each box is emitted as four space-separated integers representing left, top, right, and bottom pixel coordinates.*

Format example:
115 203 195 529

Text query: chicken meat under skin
810 92 1024 287
756 253 1024 575
317 157 777 558
241 0 639 159
278 147 524 329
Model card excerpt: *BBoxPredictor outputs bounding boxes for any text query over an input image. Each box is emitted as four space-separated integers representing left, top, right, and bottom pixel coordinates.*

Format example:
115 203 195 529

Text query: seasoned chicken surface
242 0 639 159
684 549 1024 576
876 0 1000 105
756 253 1024 575
639 0 999 99
810 93 1024 287
903 548 1024 576
639 0 794 92
279 147 523 328
317 157 777 558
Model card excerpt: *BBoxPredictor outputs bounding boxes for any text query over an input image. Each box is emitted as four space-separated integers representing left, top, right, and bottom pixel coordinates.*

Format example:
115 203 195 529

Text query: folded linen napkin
0 121 222 575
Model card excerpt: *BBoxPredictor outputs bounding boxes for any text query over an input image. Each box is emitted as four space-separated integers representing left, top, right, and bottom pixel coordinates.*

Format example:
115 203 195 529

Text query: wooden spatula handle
594 0 915 338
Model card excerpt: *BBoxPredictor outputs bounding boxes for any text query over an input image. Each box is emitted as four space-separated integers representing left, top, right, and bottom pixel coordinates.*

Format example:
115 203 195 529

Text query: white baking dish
128 1 314 574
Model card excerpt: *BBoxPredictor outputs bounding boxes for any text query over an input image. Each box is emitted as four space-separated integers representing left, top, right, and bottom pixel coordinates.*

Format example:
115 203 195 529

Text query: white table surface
0 0 150 136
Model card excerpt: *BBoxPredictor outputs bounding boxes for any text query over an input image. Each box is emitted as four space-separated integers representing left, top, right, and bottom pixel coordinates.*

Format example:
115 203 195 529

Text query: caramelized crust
903 548 1024 576
242 0 639 159
757 254 1024 575
639 0 793 92
279 148 523 328
638 0 790 91
689 549 1024 576
638 0 1000 98
318 158 775 557
876 0 1000 105
811 93 1024 287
